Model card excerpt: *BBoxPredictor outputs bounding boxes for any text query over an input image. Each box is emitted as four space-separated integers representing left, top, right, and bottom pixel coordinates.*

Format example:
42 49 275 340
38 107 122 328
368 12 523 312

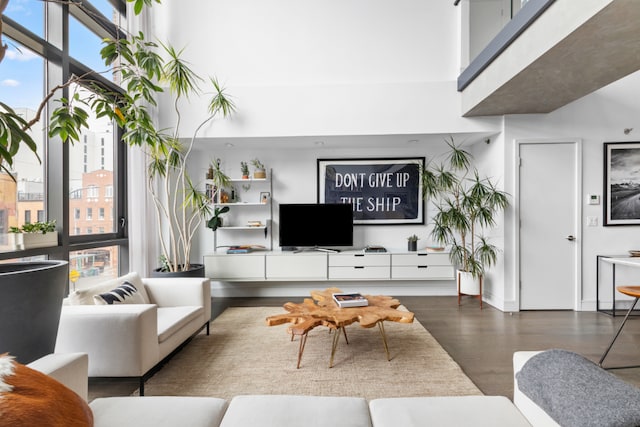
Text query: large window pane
69 15 106 72
4 0 44 37
68 84 116 236
0 40 45 251
69 245 119 291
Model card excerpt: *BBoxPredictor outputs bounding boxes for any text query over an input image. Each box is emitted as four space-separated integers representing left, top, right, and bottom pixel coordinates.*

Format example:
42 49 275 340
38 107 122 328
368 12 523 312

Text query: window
69 245 119 291
87 185 99 199
0 40 45 245
68 84 116 236
1 0 129 275
99 207 105 220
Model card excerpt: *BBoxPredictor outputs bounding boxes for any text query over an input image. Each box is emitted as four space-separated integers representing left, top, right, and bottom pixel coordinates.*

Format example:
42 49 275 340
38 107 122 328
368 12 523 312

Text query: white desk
597 255 640 316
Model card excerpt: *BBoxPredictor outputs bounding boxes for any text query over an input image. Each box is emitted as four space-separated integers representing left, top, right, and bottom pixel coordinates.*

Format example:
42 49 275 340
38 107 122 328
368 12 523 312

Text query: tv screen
279 203 353 249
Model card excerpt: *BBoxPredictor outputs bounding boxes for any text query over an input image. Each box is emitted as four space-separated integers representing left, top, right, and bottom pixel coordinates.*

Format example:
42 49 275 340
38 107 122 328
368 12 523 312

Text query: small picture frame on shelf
260 192 270 204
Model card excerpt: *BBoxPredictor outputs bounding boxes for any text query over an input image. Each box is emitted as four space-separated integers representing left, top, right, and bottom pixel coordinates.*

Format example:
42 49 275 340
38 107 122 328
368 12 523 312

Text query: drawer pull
354 254 365 257
417 253 428 257
417 265 429 269
354 266 365 269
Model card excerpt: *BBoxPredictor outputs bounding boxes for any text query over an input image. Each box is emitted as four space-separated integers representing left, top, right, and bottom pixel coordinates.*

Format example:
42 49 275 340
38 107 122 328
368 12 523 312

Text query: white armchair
55 274 211 394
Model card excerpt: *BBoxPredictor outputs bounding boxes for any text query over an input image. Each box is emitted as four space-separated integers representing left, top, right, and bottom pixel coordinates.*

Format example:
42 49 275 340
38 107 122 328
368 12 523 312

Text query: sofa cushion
516 349 640 427
219 395 371 427
369 396 531 427
93 281 146 305
90 396 227 427
0 353 93 427
157 306 203 343
67 272 150 305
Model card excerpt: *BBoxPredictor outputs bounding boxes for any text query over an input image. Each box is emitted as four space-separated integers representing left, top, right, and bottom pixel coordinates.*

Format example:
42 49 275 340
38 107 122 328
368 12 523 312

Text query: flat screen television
279 203 353 251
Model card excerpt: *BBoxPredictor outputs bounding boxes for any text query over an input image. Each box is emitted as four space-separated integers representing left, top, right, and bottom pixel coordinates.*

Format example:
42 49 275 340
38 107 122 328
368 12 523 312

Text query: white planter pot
457 270 482 296
9 232 59 250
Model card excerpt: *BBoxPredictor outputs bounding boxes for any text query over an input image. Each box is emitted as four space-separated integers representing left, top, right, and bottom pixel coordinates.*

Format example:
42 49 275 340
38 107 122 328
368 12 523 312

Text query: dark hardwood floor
89 295 640 400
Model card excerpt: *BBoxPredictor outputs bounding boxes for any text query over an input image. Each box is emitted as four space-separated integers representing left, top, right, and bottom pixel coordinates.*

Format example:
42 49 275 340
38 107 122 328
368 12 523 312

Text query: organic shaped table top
266 287 414 335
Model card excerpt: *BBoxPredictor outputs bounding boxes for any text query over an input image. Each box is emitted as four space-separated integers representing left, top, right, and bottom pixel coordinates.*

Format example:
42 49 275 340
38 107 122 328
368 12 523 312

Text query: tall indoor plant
421 137 509 304
99 34 235 275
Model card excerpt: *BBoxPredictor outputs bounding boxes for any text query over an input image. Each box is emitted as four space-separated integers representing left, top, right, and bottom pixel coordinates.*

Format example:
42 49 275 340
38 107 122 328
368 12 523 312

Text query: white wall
139 0 640 308
149 0 500 139
503 70 640 311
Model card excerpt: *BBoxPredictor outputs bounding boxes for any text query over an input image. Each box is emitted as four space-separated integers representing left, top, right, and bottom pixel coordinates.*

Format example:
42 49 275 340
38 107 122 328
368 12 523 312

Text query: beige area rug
137 307 482 400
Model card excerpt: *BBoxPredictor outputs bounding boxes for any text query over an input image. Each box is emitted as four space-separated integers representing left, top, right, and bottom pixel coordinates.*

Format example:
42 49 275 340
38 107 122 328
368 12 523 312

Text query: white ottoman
369 396 532 427
90 396 228 427
219 395 371 427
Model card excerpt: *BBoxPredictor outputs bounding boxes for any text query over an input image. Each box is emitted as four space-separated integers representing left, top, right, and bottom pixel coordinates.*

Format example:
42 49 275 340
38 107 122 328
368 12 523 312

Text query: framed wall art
317 157 425 225
603 141 640 226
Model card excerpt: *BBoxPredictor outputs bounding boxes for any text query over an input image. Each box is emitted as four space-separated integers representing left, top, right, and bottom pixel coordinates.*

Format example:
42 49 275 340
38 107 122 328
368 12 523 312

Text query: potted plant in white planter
421 137 509 307
9 220 58 250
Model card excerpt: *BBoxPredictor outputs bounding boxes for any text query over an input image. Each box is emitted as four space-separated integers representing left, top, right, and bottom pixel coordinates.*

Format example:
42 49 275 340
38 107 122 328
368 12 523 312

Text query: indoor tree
2 0 234 273
421 137 509 298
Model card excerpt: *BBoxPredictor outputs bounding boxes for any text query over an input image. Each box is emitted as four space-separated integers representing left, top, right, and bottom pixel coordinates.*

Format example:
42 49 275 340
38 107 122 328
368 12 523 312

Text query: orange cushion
0 354 93 427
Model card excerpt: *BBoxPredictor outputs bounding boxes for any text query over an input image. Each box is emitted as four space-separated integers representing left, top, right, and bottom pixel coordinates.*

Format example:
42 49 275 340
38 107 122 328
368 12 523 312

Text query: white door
519 142 579 310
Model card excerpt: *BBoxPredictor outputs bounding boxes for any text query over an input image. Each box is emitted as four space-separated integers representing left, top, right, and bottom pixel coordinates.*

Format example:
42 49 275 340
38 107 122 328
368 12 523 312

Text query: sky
1 0 115 110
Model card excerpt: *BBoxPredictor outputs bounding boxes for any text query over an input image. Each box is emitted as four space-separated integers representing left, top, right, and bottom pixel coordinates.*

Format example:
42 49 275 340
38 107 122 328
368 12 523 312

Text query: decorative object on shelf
260 192 270 204
421 137 509 308
318 157 424 225
251 158 267 179
8 220 58 250
207 206 230 232
206 158 232 204
603 141 640 226
240 161 250 179
407 234 419 252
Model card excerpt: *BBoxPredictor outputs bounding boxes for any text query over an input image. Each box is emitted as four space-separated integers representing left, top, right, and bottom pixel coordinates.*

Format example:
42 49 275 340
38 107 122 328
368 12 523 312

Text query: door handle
566 235 576 241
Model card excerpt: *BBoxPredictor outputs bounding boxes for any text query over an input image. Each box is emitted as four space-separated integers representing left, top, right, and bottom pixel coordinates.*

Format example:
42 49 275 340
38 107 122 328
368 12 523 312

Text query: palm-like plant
422 137 509 278
100 34 234 272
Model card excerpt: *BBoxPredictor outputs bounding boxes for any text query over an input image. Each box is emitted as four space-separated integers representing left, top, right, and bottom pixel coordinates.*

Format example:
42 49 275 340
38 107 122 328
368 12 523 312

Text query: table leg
378 321 391 361
599 296 639 368
329 326 342 368
296 332 308 369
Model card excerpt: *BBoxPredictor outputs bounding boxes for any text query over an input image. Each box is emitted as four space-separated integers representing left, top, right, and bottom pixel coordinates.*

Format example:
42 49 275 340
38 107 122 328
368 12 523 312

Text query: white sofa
54 273 211 394
25 353 535 427
27 351 636 426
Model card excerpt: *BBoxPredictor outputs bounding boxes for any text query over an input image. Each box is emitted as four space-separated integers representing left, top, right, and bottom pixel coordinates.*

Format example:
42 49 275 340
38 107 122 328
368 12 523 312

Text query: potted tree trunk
421 137 509 308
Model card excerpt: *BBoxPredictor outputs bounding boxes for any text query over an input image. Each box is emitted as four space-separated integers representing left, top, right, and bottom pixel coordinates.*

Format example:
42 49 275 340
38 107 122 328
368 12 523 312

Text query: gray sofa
26 350 639 427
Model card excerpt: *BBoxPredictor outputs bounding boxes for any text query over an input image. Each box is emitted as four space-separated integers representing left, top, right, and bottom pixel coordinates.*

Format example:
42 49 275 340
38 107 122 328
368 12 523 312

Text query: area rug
136 307 482 400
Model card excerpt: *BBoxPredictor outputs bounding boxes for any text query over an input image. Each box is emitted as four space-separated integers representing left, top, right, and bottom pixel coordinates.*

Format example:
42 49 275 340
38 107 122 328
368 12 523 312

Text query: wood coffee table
266 287 414 368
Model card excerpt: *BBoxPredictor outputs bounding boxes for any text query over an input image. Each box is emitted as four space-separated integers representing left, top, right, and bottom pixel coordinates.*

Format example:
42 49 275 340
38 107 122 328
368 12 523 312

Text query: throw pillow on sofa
67 271 150 305
93 281 146 305
0 353 93 427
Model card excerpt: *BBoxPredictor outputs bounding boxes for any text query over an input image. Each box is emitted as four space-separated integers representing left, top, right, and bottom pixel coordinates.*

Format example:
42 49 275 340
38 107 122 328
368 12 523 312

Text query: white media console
203 250 454 282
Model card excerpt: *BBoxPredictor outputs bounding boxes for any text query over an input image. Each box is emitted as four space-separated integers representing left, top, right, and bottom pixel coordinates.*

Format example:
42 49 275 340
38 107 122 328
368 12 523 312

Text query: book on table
332 292 368 308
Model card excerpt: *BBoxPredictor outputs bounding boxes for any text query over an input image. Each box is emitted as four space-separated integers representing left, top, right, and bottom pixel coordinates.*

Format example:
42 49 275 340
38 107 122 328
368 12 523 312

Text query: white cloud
1 79 21 87
5 48 39 62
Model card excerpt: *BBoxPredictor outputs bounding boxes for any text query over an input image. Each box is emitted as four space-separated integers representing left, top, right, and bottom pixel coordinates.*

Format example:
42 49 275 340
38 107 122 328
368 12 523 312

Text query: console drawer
329 266 390 280
392 265 455 280
329 253 390 267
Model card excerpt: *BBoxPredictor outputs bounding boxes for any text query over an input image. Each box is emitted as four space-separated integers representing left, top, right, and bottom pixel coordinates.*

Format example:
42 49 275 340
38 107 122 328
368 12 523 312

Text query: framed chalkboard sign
317 157 425 225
